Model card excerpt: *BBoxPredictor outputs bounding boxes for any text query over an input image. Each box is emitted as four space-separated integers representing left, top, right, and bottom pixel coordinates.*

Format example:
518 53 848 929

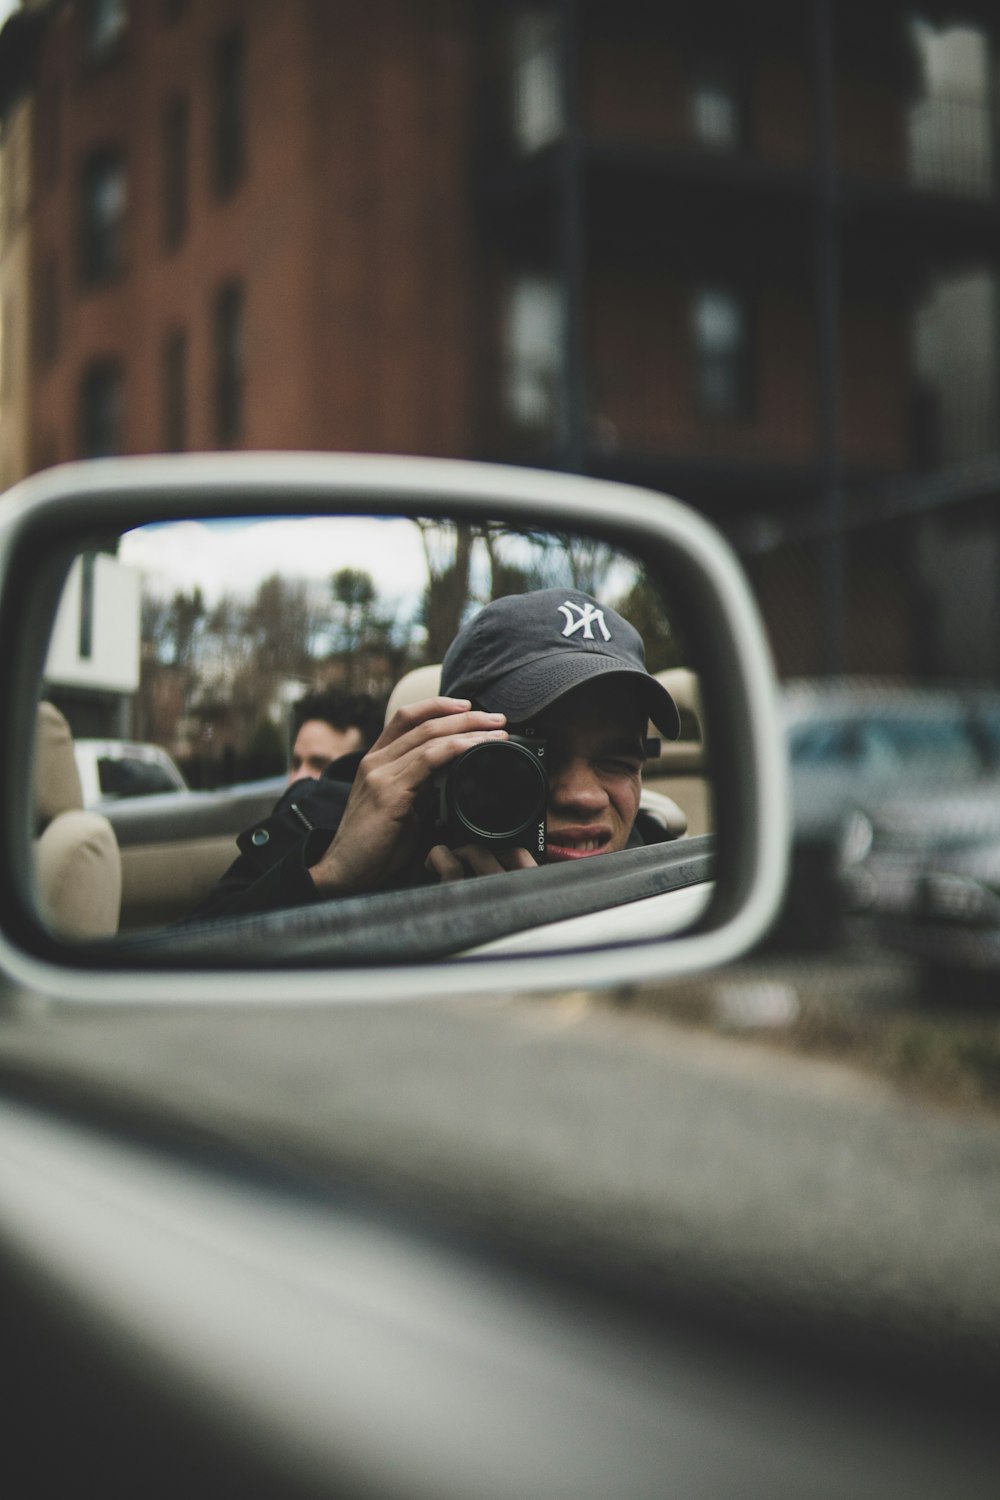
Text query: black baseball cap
441 588 680 739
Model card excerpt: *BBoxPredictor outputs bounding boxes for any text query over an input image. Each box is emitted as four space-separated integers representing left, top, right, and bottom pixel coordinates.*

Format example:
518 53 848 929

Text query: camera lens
447 741 547 841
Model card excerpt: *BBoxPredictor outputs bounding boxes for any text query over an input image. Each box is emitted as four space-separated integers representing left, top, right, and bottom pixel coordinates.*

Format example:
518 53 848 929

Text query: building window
214 282 244 446
511 8 563 153
689 61 744 151
908 19 994 198
162 329 187 451
502 274 564 431
161 94 188 250
79 359 123 457
913 268 998 463
82 0 128 64
79 148 125 283
692 287 753 420
213 29 246 197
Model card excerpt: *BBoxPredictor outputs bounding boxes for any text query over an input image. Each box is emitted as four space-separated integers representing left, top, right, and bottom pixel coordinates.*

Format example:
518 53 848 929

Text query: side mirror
0 453 789 1003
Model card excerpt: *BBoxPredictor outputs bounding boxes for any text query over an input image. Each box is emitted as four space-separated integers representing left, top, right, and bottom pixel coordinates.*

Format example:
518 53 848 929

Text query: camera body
432 734 547 860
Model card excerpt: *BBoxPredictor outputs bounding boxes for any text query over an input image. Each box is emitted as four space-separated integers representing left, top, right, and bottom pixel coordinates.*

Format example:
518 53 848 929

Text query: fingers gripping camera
433 736 548 859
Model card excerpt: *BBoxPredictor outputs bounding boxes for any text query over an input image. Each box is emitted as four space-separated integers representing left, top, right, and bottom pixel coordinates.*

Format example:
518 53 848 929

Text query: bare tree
245 574 317 677
479 524 617 597
415 520 474 660
613 574 684 673
330 567 377 657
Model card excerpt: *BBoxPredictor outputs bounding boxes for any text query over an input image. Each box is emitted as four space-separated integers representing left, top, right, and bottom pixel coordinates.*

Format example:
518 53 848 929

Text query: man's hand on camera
307 697 508 897
425 842 539 883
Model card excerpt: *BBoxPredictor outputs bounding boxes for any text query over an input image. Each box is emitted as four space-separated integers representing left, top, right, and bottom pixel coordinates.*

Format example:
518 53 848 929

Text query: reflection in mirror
34 513 712 951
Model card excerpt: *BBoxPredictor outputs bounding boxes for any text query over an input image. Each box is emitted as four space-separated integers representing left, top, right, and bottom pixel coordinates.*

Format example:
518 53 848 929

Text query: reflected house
43 549 141 736
314 644 406 703
134 644 186 752
0 1 998 684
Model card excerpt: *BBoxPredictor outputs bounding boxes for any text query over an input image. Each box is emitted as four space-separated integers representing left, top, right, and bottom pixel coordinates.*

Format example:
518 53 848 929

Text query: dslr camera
431 734 547 860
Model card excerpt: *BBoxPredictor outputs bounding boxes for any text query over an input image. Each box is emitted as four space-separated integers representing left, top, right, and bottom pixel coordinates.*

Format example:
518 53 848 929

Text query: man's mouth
546 829 612 861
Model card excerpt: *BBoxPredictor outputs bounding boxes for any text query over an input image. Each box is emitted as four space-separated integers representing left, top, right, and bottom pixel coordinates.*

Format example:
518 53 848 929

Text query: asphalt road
0 974 998 1375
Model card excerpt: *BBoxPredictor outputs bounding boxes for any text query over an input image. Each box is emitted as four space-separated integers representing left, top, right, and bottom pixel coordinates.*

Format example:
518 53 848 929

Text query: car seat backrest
645 669 712 835
653 668 705 771
33 702 122 939
35 699 85 830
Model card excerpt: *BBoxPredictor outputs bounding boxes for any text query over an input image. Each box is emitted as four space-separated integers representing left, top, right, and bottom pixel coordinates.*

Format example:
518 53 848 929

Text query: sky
117 515 642 633
119 515 431 613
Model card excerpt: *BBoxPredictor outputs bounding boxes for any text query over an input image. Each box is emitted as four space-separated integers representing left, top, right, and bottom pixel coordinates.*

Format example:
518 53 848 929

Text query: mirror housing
0 453 789 1003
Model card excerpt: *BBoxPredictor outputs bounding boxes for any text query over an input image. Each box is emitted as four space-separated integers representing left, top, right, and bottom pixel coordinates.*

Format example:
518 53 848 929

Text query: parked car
842 779 1000 988
73 737 188 806
769 678 1000 947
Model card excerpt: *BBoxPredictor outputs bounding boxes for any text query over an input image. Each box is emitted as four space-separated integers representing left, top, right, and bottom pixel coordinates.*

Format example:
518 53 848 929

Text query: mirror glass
33 511 713 956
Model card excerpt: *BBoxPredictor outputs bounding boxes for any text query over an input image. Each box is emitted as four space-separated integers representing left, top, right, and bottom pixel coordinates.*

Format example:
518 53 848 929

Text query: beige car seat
384 663 445 723
384 662 687 838
645 668 712 835
34 701 122 938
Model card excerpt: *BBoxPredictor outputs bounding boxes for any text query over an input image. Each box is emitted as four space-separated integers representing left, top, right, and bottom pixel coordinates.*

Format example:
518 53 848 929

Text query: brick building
0 0 39 489
21 0 476 466
474 2 1000 677
1 0 998 678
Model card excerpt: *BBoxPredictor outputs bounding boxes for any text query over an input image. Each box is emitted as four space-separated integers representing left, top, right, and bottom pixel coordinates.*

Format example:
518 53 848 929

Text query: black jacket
190 754 366 921
192 752 667 921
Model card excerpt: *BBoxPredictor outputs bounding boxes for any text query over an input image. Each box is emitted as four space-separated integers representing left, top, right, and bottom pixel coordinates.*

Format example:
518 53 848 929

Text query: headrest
655 669 703 738
650 669 705 772
35 701 84 830
384 664 443 726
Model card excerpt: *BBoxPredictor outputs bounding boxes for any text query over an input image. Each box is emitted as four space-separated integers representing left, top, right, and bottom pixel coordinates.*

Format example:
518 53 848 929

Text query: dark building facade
473 1 1000 677
3 0 999 679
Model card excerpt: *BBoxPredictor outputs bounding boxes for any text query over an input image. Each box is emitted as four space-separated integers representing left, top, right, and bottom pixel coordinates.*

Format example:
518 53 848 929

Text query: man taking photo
196 587 679 918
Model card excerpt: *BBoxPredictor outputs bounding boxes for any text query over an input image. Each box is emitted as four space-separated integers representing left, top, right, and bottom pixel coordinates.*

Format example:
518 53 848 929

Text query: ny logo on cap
558 600 611 642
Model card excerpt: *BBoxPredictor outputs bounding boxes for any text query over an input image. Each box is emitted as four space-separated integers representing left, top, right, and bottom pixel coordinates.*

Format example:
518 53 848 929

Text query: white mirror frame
0 453 789 1006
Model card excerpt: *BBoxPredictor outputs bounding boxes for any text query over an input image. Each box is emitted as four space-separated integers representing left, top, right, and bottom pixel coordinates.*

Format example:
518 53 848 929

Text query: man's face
530 678 647 862
289 719 364 782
